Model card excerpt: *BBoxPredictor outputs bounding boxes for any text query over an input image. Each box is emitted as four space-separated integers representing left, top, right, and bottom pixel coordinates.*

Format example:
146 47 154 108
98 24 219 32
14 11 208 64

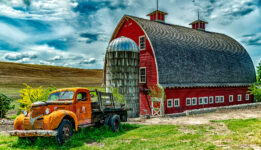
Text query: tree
257 61 261 83
0 94 14 118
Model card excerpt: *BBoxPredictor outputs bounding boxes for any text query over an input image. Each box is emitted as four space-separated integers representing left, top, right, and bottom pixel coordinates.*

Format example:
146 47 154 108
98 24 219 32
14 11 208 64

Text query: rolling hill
0 62 103 99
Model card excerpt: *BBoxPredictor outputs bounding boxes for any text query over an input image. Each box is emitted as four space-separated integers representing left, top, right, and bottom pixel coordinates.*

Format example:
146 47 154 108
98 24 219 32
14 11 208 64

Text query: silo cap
107 36 139 52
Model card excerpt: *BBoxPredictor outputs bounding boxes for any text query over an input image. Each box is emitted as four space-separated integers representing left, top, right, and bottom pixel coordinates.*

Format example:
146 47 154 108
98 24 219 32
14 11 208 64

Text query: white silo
105 36 140 118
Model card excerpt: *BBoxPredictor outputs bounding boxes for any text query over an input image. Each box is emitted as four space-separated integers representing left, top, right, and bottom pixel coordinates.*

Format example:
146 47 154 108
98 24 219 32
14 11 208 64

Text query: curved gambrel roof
111 15 256 88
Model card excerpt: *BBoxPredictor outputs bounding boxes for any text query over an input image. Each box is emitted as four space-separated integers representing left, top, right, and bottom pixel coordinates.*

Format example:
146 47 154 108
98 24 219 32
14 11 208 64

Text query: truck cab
10 88 128 144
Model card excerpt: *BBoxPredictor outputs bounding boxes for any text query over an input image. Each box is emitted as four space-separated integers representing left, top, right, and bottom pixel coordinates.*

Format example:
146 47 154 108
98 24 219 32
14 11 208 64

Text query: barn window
139 36 146 50
186 98 191 106
174 99 180 107
204 97 208 104
209 96 214 104
238 94 242 101
245 94 249 101
220 96 224 103
167 99 173 108
229 95 233 102
199 97 203 105
139 67 146 83
192 97 197 105
215 96 219 103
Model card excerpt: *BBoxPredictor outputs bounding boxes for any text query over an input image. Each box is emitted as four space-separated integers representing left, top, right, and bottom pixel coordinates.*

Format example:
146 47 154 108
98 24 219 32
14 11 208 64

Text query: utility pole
156 0 158 21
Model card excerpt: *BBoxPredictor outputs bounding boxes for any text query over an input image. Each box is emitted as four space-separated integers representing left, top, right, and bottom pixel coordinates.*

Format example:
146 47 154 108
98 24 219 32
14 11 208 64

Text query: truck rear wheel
110 115 121 132
56 119 73 145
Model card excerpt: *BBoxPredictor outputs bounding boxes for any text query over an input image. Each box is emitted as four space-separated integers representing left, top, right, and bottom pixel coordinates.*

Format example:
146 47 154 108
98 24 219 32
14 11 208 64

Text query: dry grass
0 62 103 99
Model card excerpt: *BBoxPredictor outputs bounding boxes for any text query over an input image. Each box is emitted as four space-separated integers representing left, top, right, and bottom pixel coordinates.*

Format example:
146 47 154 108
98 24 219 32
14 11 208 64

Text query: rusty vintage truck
9 88 129 144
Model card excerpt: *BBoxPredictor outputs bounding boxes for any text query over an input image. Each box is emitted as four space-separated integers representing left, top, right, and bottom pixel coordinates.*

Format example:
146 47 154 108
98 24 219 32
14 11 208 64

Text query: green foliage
257 61 261 83
110 87 125 103
18 84 57 111
248 84 261 102
0 93 14 118
148 84 166 100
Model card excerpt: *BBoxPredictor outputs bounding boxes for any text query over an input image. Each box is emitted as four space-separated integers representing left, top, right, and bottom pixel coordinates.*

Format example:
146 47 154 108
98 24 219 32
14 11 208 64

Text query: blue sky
0 0 260 69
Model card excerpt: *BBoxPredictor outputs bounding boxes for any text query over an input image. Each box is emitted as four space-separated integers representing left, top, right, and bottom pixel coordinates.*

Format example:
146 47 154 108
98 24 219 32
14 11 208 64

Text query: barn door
151 97 164 117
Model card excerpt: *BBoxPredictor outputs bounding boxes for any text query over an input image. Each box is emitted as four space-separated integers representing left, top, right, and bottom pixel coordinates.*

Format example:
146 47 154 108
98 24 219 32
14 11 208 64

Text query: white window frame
204 97 208 104
245 94 249 101
139 35 146 50
229 95 233 102
139 67 146 83
186 98 192 106
209 96 214 104
192 97 197 105
199 97 204 105
174 99 180 107
215 96 219 103
167 99 173 108
238 94 242 101
220 96 224 103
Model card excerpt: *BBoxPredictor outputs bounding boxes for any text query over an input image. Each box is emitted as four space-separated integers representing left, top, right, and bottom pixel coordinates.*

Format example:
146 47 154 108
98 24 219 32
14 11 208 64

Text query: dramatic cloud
241 33 261 46
0 0 260 69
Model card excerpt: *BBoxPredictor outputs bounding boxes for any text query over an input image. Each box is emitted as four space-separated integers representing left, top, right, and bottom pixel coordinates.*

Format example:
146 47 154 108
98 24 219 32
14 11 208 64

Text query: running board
78 124 95 128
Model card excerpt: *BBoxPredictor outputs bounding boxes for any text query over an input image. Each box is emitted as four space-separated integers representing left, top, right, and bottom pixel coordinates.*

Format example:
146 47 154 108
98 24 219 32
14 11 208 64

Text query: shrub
110 87 125 104
248 83 261 102
0 93 14 118
18 84 57 111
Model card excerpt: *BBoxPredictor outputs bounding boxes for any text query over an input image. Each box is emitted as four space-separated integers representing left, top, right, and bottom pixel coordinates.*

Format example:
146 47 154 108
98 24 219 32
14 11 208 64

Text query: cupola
189 11 208 31
147 0 167 22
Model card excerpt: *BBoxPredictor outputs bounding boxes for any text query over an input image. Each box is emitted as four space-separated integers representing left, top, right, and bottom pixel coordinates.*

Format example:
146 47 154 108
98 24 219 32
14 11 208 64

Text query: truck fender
14 114 25 130
44 110 78 131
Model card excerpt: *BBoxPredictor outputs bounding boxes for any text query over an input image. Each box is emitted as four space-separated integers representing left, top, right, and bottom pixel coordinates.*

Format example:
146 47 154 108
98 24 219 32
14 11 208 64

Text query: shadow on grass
9 123 141 150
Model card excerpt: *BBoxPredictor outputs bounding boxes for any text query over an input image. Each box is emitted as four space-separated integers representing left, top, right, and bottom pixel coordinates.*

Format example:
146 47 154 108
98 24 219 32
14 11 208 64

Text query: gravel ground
128 106 261 125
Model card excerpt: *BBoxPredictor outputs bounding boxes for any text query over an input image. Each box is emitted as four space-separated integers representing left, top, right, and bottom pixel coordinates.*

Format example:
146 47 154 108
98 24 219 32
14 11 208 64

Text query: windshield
48 91 75 101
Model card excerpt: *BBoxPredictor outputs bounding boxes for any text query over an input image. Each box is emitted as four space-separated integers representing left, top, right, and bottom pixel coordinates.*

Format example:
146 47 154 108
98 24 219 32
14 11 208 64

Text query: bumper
9 130 58 137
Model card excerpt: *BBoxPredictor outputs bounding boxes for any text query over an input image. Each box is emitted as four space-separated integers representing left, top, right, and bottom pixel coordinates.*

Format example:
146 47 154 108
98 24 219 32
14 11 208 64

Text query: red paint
164 87 252 114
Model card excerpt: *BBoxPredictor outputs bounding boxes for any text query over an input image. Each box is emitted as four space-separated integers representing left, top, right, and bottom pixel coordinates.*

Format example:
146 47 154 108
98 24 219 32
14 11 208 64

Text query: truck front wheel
56 119 73 145
110 115 121 132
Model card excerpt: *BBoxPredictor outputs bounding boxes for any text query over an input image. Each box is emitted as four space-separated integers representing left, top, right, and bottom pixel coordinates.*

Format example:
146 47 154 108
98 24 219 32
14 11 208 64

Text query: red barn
106 10 256 116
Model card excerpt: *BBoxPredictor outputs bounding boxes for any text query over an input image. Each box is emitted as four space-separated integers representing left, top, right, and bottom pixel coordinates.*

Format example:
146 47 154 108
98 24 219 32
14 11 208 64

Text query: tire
104 116 111 126
56 119 73 145
109 115 121 132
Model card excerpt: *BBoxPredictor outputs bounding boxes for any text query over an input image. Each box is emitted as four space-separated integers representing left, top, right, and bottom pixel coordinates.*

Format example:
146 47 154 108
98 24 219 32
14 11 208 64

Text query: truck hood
31 101 73 108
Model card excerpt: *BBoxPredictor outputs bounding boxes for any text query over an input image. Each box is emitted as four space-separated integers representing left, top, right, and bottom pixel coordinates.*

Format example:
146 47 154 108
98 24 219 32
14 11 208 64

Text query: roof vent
147 0 167 22
189 11 208 31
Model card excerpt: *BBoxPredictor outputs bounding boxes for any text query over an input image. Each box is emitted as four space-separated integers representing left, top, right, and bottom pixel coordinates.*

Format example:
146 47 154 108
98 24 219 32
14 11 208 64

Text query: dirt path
128 106 261 125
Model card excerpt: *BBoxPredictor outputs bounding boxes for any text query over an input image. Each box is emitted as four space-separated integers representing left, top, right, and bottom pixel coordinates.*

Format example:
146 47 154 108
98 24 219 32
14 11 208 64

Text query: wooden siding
164 86 252 114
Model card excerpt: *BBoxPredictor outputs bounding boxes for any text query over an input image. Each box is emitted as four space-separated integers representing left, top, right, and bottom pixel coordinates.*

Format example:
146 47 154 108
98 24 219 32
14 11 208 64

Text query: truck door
75 90 91 125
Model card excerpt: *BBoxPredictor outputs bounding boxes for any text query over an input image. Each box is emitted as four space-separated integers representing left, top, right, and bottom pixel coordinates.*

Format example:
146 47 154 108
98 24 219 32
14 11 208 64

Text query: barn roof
126 15 256 88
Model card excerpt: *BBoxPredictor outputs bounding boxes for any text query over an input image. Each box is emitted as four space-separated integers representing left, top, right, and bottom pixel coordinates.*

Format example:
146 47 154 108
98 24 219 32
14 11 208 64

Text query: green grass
1 118 261 149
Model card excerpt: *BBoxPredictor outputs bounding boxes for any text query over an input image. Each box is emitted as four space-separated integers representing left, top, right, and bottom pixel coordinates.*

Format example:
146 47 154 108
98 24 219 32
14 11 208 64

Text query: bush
0 93 14 118
18 84 57 111
248 83 261 102
110 87 125 104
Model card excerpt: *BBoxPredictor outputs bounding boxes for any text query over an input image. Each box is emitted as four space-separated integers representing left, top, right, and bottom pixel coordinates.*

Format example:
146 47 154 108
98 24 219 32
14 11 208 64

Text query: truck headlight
45 108 50 115
23 110 28 116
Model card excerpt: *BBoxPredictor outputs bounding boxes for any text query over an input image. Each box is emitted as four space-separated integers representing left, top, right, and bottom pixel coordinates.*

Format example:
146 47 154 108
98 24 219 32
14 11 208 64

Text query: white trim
220 96 224 103
139 67 146 83
139 35 146 50
229 95 233 102
174 98 180 107
199 97 204 105
203 97 208 104
186 98 191 106
245 94 249 101
192 97 197 105
167 99 173 108
209 96 214 104
215 96 219 103
238 94 242 101
130 17 160 84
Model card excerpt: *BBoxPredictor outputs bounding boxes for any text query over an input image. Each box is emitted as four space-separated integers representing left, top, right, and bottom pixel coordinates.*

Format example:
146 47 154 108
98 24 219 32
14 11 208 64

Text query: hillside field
0 62 103 99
